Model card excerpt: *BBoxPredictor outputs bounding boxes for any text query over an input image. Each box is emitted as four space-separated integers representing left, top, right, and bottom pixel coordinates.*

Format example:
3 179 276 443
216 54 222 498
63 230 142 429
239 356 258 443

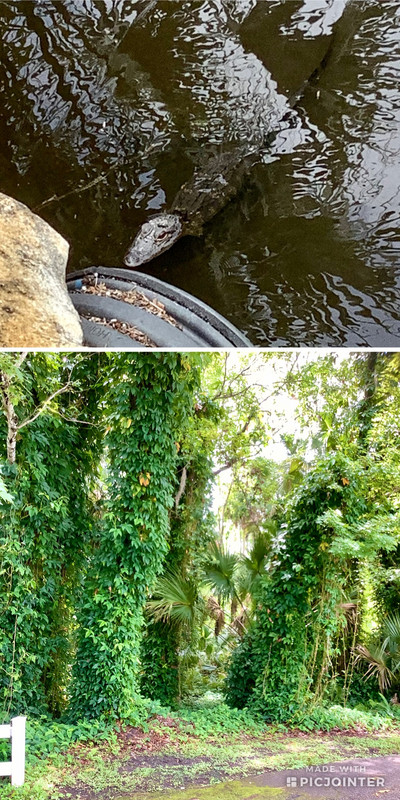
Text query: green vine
70 354 201 720
226 454 368 721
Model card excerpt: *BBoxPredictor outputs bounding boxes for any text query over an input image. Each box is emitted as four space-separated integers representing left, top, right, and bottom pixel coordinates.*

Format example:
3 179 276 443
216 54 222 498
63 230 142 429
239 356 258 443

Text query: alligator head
124 213 183 268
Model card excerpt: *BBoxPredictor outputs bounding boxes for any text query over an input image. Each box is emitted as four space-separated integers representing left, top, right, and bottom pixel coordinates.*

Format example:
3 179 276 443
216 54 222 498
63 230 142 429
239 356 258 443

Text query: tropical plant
355 613 400 692
146 570 202 630
239 532 271 599
202 541 242 621
1 349 400 727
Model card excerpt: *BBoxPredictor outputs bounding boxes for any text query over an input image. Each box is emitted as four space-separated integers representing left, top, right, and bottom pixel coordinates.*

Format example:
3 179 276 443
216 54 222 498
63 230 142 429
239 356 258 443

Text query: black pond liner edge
67 267 252 348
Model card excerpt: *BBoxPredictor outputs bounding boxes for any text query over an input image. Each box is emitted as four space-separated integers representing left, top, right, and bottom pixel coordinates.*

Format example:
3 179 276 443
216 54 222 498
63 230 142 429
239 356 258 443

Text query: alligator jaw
124 213 183 268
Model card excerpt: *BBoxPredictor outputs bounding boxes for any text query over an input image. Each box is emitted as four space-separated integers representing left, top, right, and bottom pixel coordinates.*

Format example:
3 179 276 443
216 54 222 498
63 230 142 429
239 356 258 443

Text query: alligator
124 147 262 267
124 0 354 269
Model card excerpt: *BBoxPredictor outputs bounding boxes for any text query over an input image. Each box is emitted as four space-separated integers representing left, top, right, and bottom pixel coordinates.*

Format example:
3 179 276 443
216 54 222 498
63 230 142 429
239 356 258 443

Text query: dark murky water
1 0 400 346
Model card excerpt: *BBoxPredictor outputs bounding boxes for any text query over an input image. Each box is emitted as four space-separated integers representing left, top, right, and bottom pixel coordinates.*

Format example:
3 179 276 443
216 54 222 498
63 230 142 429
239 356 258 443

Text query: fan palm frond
383 612 400 655
355 643 394 692
202 541 240 602
242 532 270 577
147 570 199 629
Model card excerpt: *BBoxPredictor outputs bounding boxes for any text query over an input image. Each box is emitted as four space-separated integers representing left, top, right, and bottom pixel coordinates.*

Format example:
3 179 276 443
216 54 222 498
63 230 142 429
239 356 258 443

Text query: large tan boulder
0 193 83 347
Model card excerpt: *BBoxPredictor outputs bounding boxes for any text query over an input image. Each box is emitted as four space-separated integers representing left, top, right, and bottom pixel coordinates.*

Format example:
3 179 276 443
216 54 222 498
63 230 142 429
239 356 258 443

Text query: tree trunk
0 371 19 464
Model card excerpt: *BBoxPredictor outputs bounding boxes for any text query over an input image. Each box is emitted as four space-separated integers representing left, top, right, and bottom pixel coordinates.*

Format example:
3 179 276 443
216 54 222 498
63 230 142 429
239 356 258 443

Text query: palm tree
145 569 205 701
355 612 400 692
145 539 272 698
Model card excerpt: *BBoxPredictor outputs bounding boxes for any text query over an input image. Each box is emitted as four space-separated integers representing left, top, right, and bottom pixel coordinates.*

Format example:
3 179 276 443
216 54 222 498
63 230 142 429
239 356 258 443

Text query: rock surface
0 193 83 347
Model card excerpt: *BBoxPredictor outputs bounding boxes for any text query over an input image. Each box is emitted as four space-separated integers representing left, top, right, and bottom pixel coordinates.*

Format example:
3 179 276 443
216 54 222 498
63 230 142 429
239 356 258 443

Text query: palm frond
355 643 394 692
231 607 249 637
202 541 240 601
383 612 400 649
147 570 198 628
242 532 270 577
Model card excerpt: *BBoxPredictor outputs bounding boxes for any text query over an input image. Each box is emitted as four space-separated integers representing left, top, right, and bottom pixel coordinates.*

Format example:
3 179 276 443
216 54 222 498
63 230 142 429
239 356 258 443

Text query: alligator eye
157 231 171 240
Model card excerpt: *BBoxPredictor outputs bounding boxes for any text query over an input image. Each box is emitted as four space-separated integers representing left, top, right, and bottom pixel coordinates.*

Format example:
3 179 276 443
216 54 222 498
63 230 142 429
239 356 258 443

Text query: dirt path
57 722 400 800
252 754 400 799
131 754 400 799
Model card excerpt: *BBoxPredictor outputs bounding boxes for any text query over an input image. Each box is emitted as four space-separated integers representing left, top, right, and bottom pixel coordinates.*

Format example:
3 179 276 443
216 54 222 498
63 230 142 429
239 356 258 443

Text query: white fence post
0 716 26 786
11 716 26 786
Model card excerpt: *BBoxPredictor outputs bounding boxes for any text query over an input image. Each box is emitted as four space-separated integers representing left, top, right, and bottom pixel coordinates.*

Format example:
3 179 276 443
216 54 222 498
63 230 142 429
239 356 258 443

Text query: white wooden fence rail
0 716 26 786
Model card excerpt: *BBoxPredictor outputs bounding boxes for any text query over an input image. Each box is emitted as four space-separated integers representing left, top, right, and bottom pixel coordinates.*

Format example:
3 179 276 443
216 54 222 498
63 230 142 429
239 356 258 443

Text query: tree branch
175 465 188 509
17 383 72 430
15 352 28 370
0 357 77 463
213 451 263 477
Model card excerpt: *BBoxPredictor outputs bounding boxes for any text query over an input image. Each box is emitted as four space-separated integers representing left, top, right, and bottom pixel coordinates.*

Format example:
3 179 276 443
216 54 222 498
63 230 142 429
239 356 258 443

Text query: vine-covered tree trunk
226 454 368 720
70 354 200 720
0 353 104 717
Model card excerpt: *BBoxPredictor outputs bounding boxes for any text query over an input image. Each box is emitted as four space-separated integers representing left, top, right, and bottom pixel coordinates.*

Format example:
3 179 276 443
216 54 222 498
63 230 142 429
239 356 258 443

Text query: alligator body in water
124 0 354 269
124 148 260 267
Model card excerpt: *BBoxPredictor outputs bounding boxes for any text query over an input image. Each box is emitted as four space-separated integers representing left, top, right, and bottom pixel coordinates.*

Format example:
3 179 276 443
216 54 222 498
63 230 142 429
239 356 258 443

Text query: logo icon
286 776 297 787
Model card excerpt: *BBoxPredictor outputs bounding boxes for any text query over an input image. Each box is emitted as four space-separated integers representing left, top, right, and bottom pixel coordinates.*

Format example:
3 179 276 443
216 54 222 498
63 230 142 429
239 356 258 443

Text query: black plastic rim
67 267 252 348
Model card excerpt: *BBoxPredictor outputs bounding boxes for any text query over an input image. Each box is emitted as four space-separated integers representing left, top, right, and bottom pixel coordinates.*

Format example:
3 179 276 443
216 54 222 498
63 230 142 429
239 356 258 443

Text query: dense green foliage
226 353 400 720
0 353 202 722
140 432 216 706
0 354 103 717
1 350 400 741
226 454 371 718
70 354 201 720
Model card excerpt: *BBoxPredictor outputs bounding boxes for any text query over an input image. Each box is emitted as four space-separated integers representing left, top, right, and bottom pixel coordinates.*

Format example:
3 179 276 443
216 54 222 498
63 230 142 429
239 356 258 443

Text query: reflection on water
284 0 348 38
0 0 400 345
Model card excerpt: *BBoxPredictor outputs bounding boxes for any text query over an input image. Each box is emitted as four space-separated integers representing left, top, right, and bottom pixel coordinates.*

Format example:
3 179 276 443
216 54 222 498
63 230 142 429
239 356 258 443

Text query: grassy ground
1 703 400 800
